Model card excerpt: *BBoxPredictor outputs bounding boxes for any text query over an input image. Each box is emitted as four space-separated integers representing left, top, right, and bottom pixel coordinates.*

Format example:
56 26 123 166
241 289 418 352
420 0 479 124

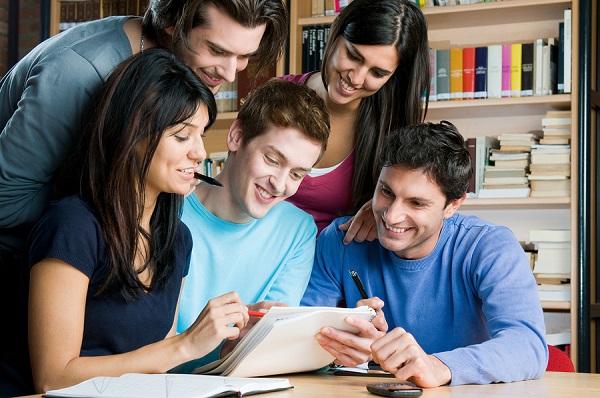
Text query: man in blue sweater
301 121 547 387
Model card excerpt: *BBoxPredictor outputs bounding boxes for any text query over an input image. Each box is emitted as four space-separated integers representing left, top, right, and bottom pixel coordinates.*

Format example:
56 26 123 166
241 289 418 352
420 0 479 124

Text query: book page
44 373 292 398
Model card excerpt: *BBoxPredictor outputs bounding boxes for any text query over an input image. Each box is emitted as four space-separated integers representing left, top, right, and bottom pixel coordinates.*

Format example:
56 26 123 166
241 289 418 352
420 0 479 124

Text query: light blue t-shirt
176 193 317 369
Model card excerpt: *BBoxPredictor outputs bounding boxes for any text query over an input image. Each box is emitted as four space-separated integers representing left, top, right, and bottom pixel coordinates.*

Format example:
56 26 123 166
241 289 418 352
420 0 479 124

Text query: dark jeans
0 251 33 396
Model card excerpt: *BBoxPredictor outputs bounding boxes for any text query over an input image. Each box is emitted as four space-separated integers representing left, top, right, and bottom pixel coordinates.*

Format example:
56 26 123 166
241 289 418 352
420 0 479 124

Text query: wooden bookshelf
288 0 580 368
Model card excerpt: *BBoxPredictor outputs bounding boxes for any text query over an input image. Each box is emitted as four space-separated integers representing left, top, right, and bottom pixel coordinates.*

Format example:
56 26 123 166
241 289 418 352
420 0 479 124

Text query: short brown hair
237 79 330 164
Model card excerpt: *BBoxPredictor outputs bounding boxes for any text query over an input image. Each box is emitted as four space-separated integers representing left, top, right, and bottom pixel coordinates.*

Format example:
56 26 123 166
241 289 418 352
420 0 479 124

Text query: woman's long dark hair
320 0 430 213
54 48 216 300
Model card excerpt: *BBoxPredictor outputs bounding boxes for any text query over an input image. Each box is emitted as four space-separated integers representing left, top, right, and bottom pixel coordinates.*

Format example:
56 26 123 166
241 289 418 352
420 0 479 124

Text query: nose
383 200 407 224
268 170 287 195
348 67 368 87
219 56 245 83
190 136 207 164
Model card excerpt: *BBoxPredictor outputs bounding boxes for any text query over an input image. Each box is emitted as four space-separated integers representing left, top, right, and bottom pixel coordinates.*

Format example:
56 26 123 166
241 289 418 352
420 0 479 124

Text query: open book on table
192 306 376 378
44 373 292 398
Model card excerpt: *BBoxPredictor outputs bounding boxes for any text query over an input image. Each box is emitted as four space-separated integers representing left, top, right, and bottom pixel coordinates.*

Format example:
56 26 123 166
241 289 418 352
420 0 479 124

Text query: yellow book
449 48 463 100
511 43 522 97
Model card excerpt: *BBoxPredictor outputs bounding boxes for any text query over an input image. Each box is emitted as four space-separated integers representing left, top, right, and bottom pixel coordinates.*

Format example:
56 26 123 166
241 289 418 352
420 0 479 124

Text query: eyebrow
347 42 394 76
267 145 312 173
207 39 255 58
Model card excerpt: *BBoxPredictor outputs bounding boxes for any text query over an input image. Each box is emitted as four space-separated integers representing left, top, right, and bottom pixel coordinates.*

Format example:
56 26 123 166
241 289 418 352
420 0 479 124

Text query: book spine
308 26 317 71
487 45 502 99
474 46 487 99
521 42 534 96
311 0 325 17
301 26 310 73
316 25 325 70
557 22 565 93
467 137 476 194
501 44 511 98
324 0 335 16
462 47 475 99
510 43 522 97
542 44 550 95
563 9 572 93
548 40 558 95
436 49 450 101
534 38 546 95
429 48 437 101
449 48 463 100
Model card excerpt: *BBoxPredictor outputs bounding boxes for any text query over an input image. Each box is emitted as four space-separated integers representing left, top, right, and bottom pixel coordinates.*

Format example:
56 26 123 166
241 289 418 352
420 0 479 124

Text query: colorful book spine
521 42 534 96
462 47 475 100
436 49 450 101
501 44 511 98
511 43 522 97
450 48 463 100
487 45 502 99
474 46 488 99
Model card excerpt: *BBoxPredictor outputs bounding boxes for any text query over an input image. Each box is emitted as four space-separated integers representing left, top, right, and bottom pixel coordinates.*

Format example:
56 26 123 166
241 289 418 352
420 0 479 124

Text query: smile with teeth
179 168 195 174
384 220 409 233
340 76 356 91
257 185 273 199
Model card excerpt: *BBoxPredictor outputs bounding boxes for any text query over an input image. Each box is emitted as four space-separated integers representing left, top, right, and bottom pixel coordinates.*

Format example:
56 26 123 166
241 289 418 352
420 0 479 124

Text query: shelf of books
290 0 579 366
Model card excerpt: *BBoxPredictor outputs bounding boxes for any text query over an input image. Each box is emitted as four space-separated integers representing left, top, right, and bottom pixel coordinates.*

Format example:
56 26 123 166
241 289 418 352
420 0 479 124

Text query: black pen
349 269 369 300
194 172 224 187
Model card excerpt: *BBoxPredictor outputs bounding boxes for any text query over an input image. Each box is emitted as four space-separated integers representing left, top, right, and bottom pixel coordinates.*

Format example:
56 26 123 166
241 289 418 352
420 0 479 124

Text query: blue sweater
301 213 547 385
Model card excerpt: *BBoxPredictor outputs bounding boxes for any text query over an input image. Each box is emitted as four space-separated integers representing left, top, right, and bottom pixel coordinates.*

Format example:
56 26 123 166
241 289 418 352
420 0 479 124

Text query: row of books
301 25 331 74
59 0 147 31
428 8 572 101
309 0 504 16
302 9 572 98
310 0 352 17
416 0 504 7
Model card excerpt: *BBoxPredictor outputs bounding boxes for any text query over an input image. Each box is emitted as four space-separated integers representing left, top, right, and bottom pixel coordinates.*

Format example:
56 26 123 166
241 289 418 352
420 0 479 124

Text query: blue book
474 46 488 99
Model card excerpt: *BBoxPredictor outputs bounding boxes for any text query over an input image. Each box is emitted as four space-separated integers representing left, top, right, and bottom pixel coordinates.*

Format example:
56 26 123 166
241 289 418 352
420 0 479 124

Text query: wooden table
18 371 600 397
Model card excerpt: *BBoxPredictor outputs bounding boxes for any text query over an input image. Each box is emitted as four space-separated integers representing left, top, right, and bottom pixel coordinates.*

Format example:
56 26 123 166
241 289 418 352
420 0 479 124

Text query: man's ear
443 194 466 219
227 119 243 152
165 26 175 37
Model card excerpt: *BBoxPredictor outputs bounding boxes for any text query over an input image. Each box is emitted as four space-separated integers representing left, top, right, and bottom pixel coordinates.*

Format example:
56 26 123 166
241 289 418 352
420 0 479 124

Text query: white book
487 45 502 99
534 38 546 96
542 44 550 95
193 306 375 378
537 284 571 302
529 229 570 242
477 187 530 198
44 373 292 398
563 9 572 93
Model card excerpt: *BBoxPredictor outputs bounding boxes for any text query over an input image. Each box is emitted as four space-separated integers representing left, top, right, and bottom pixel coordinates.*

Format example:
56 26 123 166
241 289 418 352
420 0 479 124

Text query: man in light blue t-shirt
175 79 330 371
